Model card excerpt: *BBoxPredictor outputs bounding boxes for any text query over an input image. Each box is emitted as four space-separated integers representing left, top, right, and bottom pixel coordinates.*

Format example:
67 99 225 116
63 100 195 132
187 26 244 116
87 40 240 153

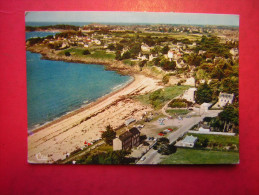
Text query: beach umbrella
84 141 87 144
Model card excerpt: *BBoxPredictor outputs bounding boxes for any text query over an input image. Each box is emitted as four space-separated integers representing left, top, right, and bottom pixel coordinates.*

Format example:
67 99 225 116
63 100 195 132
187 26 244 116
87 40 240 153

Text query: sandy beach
28 74 161 163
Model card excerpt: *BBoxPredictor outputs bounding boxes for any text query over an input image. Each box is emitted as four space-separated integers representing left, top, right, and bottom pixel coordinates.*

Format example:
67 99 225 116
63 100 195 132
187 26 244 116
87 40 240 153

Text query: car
140 156 146 161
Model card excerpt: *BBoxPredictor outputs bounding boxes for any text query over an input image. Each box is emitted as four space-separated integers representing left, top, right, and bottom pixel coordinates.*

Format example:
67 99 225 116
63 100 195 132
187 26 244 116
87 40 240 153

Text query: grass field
188 133 239 146
59 48 115 60
136 85 190 109
161 148 239 164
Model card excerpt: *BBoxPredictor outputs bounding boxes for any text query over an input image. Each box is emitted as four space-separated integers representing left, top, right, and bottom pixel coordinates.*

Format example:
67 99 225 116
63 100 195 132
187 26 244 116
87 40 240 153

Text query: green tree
65 51 71 56
101 125 116 145
115 51 121 60
162 75 170 84
161 45 169 54
218 104 239 132
83 50 90 55
196 82 213 104
121 51 131 59
108 44 116 50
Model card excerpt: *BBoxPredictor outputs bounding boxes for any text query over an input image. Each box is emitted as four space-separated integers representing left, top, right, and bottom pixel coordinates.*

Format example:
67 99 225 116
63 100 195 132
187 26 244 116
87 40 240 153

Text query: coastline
27 48 162 163
29 75 135 134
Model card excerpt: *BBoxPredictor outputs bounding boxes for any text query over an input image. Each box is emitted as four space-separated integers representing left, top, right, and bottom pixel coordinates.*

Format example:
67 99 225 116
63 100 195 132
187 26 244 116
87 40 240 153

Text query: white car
140 156 146 161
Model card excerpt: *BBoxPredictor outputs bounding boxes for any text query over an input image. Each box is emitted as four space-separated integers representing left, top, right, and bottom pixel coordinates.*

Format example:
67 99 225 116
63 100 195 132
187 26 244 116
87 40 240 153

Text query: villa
113 127 140 151
213 92 234 108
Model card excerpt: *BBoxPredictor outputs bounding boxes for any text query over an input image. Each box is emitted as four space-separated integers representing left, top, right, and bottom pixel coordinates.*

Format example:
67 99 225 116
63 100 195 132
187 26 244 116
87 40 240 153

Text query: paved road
137 109 221 165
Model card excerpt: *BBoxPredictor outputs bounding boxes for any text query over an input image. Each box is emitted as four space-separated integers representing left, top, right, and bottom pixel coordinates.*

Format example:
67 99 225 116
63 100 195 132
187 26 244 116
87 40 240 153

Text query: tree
115 51 121 60
161 60 176 71
101 125 116 145
218 104 239 132
195 82 213 104
108 44 116 51
161 45 169 54
121 51 131 59
83 50 90 55
162 75 170 84
65 51 71 56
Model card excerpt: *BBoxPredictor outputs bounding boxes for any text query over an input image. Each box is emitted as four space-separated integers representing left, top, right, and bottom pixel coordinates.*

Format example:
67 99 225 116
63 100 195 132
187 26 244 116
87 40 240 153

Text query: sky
25 11 239 26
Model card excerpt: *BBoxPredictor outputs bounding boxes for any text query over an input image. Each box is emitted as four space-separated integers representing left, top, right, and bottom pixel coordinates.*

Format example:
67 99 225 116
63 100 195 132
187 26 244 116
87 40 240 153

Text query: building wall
113 138 122 151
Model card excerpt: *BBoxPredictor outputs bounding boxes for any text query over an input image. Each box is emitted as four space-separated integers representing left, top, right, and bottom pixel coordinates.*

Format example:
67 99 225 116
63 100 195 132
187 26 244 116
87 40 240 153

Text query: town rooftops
219 92 234 99
119 131 133 142
129 127 140 136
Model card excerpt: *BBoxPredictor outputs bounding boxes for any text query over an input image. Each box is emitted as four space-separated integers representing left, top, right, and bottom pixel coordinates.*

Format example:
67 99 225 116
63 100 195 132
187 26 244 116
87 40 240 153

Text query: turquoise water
26 51 132 130
26 31 57 40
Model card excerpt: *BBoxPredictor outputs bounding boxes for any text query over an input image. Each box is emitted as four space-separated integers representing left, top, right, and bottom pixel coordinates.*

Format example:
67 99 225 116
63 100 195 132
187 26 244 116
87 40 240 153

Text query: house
113 128 140 151
129 127 140 147
125 118 136 126
217 92 234 107
141 44 151 52
175 135 198 148
167 50 174 61
181 88 197 103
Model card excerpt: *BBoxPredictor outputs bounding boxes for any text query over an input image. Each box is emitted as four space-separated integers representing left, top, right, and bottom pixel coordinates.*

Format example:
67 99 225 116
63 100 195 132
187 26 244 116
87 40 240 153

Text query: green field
166 109 190 116
59 48 115 60
161 148 239 164
187 133 239 151
136 85 190 109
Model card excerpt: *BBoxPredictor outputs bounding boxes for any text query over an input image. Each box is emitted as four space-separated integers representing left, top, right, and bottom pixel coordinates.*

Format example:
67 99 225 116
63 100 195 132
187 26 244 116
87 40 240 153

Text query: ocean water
26 31 58 40
26 51 132 130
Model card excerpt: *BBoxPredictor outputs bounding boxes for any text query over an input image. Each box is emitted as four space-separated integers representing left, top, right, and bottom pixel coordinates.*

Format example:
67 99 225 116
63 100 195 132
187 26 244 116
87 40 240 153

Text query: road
137 109 221 164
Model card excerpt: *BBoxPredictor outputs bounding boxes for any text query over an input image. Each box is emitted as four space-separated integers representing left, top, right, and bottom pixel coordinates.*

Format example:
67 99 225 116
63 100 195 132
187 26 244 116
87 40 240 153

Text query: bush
65 51 71 56
101 125 116 145
162 75 170 84
83 50 91 55
168 99 192 108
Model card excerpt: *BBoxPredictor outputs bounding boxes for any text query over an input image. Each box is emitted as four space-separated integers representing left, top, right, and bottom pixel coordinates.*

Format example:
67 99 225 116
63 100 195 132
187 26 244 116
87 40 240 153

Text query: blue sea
26 33 132 130
26 31 58 40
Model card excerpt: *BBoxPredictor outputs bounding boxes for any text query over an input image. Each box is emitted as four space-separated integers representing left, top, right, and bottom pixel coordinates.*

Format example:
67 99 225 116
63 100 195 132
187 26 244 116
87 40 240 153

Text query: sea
26 32 132 131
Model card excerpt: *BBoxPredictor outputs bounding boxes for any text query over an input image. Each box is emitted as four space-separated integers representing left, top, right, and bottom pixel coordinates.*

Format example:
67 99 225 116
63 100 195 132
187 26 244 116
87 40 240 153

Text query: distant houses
113 127 140 151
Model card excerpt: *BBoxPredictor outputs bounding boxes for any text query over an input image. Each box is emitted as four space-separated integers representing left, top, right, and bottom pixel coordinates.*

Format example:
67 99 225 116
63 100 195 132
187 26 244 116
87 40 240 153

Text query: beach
28 74 161 163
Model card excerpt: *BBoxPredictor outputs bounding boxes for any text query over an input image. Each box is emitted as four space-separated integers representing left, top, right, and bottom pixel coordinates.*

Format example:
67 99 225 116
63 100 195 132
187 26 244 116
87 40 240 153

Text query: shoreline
29 75 135 134
28 74 161 163
26 45 163 163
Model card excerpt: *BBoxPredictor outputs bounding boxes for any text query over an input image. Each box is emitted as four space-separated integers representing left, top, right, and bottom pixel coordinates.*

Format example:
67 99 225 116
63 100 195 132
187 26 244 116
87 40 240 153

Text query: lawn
188 133 239 146
135 85 190 109
161 148 239 164
59 48 115 60
166 109 190 116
